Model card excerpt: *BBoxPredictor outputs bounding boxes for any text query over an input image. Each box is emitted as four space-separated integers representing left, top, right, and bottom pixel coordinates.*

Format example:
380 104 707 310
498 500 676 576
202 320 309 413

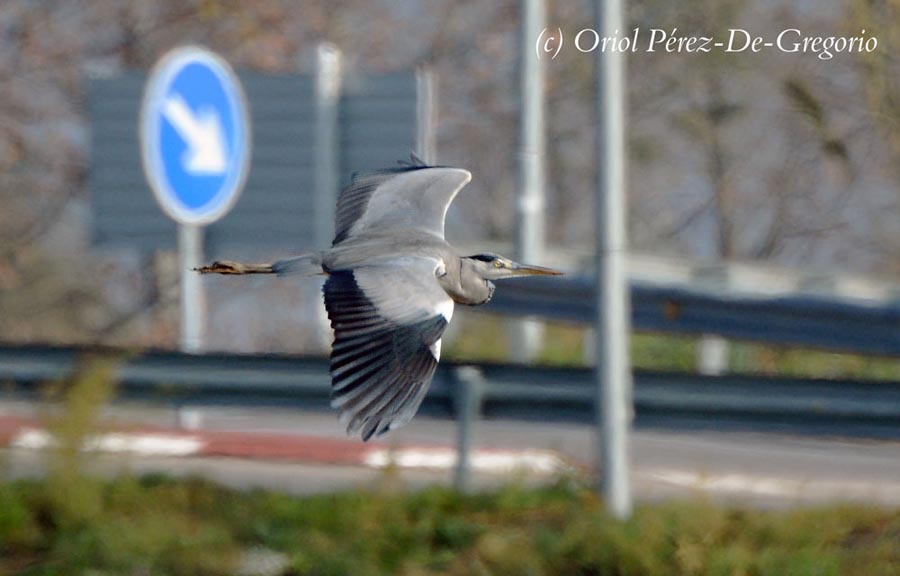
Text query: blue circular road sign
140 46 251 225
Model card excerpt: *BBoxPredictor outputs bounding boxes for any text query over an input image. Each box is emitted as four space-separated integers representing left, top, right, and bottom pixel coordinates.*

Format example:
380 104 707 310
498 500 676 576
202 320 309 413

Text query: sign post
140 46 251 352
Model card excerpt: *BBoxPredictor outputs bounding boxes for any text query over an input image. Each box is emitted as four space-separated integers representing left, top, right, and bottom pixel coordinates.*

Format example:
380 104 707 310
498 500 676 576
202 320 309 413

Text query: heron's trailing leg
196 260 275 275
196 253 322 276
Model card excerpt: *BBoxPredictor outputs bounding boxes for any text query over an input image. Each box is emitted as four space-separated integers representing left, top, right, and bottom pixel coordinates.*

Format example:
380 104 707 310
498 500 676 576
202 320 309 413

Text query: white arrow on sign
162 94 227 175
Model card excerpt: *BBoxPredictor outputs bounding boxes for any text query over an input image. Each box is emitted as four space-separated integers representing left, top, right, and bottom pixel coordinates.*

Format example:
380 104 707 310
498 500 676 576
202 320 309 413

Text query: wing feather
332 165 471 245
323 258 454 440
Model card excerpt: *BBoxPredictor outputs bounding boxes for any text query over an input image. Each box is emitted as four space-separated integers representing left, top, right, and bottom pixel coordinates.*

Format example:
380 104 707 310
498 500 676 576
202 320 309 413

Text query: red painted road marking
0 416 568 474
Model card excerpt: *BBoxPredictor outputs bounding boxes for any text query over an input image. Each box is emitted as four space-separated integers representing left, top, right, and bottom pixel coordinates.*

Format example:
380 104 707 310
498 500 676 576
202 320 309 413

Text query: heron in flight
199 156 562 440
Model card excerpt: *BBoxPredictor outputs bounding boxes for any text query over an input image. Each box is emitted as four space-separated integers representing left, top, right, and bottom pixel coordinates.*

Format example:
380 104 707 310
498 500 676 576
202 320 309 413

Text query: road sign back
140 46 251 225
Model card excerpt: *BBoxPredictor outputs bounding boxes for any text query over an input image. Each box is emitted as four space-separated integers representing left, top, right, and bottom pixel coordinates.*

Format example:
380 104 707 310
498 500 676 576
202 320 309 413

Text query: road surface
1 401 898 508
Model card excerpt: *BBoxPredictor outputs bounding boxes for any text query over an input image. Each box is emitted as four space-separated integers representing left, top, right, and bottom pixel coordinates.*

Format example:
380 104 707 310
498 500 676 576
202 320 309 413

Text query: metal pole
179 224 205 353
416 67 437 164
511 0 547 363
595 0 633 518
313 43 342 247
312 43 342 350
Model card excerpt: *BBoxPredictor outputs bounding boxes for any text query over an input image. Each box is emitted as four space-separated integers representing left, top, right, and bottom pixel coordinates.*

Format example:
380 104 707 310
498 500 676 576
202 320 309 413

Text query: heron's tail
196 253 322 277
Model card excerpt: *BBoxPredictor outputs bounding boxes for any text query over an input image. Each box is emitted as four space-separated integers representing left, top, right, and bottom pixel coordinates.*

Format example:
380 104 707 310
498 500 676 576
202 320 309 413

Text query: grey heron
199 156 562 440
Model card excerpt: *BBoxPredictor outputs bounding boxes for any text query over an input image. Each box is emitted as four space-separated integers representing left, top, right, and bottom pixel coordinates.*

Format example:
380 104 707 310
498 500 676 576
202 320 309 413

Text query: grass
444 314 900 380
0 474 896 576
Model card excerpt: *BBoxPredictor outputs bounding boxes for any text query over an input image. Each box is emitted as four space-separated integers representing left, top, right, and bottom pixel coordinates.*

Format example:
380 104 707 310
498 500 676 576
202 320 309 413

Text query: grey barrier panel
89 71 418 255
207 74 316 256
90 72 177 248
339 73 418 185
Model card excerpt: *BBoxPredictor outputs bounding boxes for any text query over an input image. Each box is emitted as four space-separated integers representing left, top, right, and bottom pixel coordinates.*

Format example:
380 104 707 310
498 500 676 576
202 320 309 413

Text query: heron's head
464 253 564 281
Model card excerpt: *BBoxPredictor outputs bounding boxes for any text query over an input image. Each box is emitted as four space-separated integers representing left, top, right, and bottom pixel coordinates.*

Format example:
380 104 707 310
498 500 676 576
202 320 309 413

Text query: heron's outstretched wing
323 256 454 440
332 164 471 244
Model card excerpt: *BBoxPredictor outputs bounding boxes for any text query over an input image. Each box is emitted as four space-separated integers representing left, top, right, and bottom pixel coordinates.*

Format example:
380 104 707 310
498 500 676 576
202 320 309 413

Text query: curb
0 416 568 474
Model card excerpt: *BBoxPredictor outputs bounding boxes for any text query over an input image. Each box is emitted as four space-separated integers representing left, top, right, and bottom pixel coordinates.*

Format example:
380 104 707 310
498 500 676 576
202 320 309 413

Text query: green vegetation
445 314 900 380
39 356 118 529
0 475 896 576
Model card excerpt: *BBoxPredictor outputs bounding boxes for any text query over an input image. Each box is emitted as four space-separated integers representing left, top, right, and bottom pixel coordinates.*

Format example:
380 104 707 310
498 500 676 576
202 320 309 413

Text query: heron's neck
440 257 494 306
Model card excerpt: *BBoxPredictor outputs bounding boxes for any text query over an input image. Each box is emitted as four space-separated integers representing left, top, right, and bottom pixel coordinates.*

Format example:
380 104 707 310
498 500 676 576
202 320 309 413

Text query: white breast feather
430 259 454 323
434 299 454 323
429 339 443 361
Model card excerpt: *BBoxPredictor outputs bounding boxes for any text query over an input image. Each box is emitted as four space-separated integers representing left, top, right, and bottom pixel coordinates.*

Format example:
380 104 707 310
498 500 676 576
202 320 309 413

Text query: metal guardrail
488 276 900 357
1 345 898 439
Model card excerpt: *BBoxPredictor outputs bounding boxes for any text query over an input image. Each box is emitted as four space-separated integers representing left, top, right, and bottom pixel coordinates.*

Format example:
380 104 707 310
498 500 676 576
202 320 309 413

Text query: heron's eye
493 260 503 268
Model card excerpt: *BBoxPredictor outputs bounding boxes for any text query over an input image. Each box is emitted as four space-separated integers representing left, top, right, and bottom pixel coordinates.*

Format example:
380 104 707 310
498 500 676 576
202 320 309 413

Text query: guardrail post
693 265 731 375
454 366 485 492
176 405 203 430
697 335 729 376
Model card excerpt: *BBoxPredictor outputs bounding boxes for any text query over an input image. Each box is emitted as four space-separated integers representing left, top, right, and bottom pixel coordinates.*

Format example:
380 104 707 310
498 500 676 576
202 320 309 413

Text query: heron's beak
510 263 564 276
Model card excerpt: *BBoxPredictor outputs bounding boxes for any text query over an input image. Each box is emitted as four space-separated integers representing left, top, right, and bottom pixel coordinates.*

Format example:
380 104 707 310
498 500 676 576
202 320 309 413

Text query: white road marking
644 467 900 502
647 468 798 497
12 428 204 457
364 447 566 475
